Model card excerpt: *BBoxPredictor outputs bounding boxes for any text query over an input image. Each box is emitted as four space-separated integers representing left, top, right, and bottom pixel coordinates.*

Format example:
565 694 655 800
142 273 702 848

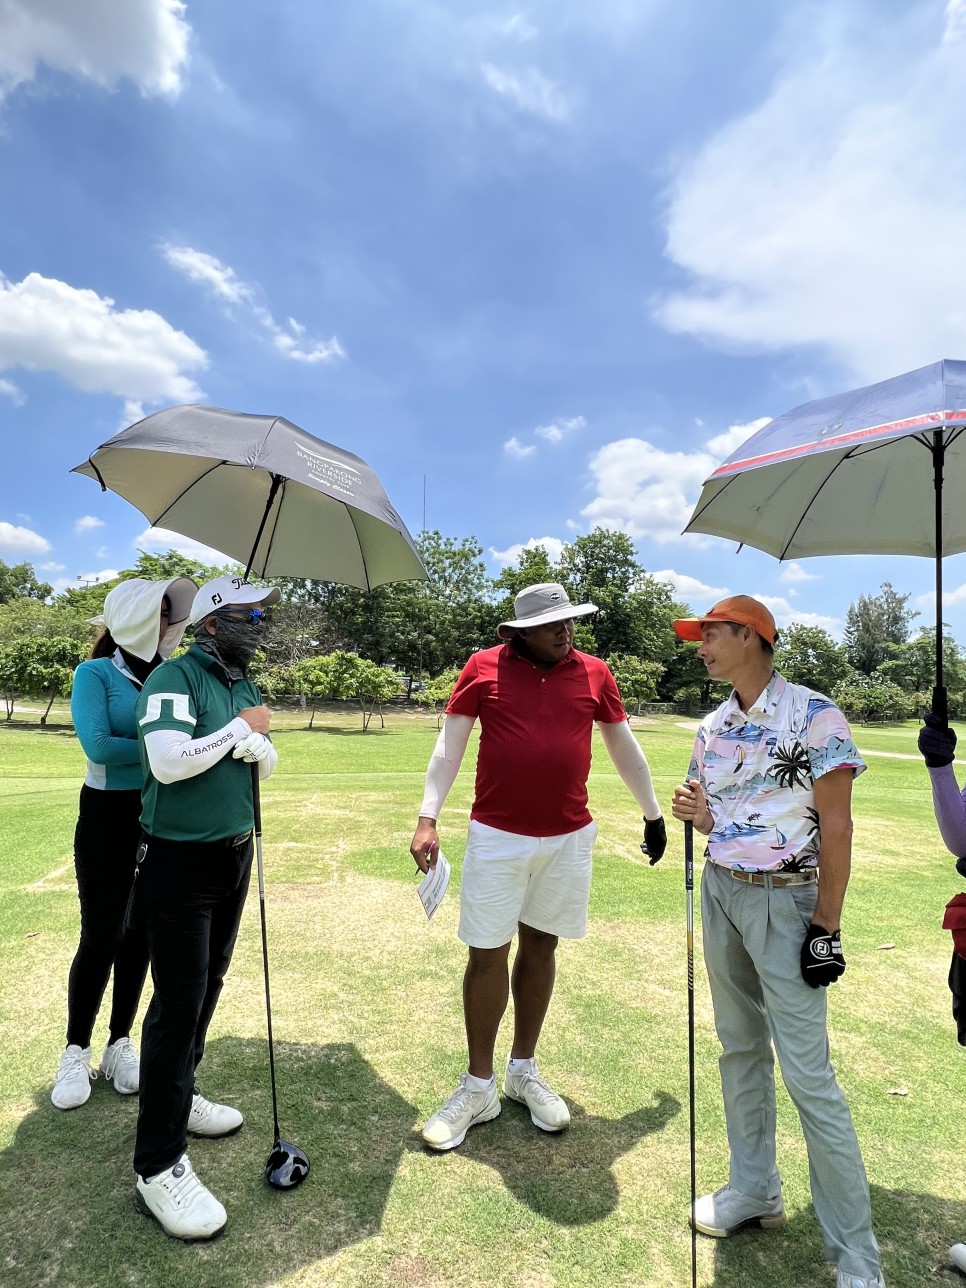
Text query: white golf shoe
836 1272 885 1288
503 1058 570 1133
134 1155 226 1241
100 1036 139 1095
51 1045 95 1110
421 1074 501 1150
187 1092 243 1137
951 1245 966 1275
692 1184 786 1237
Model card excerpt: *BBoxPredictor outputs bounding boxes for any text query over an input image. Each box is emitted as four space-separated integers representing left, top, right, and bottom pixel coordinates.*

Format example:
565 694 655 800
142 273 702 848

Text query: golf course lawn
1 707 963 1288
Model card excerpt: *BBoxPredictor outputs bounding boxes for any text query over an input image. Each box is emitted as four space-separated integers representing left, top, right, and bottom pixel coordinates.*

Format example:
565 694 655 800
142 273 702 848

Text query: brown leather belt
712 862 818 888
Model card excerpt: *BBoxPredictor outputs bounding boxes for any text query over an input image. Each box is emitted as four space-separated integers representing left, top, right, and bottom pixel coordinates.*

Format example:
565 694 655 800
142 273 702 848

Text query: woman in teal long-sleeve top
52 576 196 1110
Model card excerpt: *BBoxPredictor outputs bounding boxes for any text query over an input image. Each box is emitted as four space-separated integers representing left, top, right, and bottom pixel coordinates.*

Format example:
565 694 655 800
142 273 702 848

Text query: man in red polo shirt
410 582 667 1151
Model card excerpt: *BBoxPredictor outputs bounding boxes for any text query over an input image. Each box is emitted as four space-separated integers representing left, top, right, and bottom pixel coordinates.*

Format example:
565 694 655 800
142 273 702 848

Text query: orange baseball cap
673 595 778 645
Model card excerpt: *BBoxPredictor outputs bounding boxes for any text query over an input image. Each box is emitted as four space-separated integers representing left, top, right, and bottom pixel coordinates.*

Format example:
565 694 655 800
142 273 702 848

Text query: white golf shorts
457 818 598 949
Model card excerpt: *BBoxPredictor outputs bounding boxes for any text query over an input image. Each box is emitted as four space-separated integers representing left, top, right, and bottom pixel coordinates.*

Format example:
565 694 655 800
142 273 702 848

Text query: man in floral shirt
670 595 884 1288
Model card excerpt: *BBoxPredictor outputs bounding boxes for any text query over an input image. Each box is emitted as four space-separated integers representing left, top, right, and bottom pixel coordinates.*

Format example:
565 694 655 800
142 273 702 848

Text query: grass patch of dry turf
1 707 964 1287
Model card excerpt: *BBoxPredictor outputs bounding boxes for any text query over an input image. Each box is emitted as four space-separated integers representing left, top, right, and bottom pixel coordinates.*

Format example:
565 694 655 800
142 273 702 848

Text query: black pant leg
192 840 253 1078
65 787 145 1049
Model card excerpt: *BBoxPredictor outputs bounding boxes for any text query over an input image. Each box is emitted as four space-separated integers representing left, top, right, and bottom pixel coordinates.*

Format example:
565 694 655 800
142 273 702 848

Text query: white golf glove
232 732 272 763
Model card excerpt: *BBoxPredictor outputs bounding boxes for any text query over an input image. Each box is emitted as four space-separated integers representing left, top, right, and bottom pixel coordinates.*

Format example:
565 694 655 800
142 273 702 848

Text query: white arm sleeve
144 717 252 785
419 714 475 820
598 719 662 820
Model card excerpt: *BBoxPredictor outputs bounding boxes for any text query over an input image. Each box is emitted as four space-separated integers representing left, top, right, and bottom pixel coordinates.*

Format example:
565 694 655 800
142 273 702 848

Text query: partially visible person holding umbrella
51 576 197 1111
916 712 966 1278
670 595 884 1288
132 575 280 1242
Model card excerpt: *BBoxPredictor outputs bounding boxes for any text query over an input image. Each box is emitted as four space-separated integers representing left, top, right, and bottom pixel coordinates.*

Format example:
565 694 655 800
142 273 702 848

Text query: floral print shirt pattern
688 671 866 872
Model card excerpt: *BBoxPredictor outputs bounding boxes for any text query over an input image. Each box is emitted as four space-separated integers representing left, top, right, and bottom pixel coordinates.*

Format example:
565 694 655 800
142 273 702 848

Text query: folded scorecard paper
418 851 451 920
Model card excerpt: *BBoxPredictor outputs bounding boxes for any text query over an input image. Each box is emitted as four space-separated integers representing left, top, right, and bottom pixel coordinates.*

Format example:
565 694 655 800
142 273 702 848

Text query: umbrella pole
243 475 283 580
685 820 697 1288
932 431 948 723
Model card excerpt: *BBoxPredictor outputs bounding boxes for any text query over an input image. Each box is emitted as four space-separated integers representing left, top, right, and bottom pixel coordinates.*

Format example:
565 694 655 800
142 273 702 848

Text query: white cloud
535 415 587 444
0 521 51 553
581 418 769 545
74 515 105 534
75 567 119 585
135 526 234 566
757 594 839 635
945 0 966 42
0 271 206 402
656 5 966 382
481 63 571 121
40 561 66 572
490 535 566 565
779 561 821 584
504 435 536 459
0 0 191 102
121 399 145 428
95 546 109 559
651 569 730 605
565 518 581 531
162 244 345 365
916 582 966 609
0 376 24 404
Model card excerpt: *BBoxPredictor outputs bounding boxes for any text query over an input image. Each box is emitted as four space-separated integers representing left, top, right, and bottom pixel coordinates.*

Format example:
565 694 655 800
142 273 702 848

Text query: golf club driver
252 766 311 1190
685 817 697 1288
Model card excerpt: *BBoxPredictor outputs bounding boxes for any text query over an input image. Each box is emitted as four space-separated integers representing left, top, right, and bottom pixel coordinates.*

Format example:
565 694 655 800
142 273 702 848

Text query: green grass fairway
1 708 964 1287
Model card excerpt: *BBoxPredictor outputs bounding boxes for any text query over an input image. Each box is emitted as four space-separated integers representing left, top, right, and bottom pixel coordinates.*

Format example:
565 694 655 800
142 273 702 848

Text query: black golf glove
800 923 846 987
918 711 957 768
641 816 668 865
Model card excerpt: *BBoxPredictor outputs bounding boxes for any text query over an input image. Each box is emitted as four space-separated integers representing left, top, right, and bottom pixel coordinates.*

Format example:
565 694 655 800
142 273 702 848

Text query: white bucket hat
190 575 281 626
497 582 597 639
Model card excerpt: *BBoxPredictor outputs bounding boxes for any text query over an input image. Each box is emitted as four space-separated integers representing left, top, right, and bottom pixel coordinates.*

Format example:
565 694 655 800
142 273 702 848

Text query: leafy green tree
831 672 914 722
876 627 965 695
0 596 94 647
353 659 401 731
608 653 664 713
414 666 461 728
123 549 240 583
0 560 52 604
775 624 853 694
2 637 85 724
844 582 919 674
290 655 337 728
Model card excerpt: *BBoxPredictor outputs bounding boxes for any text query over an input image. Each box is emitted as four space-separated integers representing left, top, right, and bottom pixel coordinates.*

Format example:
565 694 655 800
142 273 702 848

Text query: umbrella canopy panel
72 405 426 588
686 359 966 560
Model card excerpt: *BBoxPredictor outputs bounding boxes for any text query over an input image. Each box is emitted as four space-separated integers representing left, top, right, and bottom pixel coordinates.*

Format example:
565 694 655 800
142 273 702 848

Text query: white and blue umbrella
685 358 966 717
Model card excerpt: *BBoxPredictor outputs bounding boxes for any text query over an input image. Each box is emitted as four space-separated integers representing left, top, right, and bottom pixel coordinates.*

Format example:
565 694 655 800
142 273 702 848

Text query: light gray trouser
701 860 881 1280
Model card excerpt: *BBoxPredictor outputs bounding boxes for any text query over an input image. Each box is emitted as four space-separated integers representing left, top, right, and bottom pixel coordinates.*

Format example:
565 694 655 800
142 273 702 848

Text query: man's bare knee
466 943 512 977
518 923 558 954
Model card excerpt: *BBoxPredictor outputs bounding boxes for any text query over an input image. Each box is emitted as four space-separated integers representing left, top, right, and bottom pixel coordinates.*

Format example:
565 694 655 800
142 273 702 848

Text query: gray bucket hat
497 582 597 639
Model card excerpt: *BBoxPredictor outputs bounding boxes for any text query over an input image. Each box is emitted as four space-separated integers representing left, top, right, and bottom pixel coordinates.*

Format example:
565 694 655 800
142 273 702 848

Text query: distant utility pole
76 575 101 588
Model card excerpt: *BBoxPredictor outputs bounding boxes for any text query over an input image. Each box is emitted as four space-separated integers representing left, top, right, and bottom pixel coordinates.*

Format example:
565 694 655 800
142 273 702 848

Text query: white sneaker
503 1059 570 1133
836 1272 886 1288
187 1092 243 1138
951 1244 966 1274
51 1045 96 1110
421 1074 501 1151
134 1154 226 1241
100 1036 139 1095
692 1184 786 1237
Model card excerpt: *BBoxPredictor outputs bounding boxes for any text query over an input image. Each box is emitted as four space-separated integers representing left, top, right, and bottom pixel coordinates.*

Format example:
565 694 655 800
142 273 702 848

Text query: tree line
0 537 956 725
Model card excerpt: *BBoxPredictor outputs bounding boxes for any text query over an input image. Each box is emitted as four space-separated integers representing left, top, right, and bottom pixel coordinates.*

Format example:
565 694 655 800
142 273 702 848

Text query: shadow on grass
422 1088 680 1225
0 1037 418 1288
707 1185 966 1287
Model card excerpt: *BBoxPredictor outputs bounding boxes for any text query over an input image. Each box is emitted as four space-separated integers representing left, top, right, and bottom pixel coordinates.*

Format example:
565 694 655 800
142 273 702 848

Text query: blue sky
2 0 966 643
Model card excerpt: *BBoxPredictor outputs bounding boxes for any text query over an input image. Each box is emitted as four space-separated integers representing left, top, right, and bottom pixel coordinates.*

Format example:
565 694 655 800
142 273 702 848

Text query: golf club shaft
932 428 948 723
252 765 282 1143
685 819 696 1288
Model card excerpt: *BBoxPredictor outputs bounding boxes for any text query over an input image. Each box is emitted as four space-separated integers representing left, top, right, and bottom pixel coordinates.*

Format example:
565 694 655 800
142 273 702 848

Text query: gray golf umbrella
684 358 966 719
73 403 426 1191
72 403 426 587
